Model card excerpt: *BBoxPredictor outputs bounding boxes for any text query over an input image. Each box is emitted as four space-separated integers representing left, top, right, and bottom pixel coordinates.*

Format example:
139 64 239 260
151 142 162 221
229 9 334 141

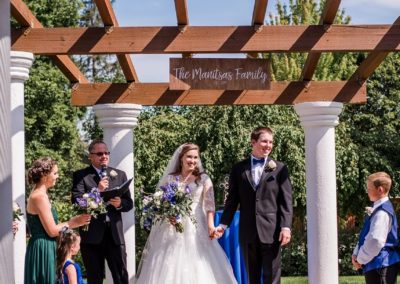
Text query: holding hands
208 225 225 240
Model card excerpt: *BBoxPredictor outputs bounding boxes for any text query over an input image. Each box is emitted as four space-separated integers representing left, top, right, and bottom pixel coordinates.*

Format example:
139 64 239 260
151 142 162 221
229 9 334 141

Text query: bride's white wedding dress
135 174 237 284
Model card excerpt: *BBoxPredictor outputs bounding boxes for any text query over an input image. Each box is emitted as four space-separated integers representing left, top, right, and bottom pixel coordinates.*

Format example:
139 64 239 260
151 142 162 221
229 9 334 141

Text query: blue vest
358 200 400 273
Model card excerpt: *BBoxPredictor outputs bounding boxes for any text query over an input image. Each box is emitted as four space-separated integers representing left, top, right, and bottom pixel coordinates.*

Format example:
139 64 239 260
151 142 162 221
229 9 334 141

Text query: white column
0 1 14 283
93 103 142 284
10 51 34 284
294 102 343 284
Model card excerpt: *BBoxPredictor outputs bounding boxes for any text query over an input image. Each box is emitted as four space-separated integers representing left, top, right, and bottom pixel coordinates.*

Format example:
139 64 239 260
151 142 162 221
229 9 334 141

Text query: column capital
10 51 34 82
294 101 343 127
93 103 142 128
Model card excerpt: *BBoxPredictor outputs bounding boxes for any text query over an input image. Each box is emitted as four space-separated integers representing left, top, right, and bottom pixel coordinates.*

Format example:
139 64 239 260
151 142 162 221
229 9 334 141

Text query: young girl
57 228 85 284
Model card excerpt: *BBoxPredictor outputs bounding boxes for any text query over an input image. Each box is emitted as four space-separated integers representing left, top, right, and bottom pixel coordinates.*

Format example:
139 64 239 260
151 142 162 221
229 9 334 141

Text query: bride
135 143 237 284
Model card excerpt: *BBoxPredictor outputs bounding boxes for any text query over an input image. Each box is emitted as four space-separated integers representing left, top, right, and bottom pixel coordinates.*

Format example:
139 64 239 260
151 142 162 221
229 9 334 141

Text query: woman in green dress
24 157 91 284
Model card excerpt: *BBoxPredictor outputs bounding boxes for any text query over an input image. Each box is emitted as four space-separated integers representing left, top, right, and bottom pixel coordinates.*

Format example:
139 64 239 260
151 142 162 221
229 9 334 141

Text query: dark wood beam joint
178 24 188 33
303 80 311 89
23 27 32 36
182 53 193 58
254 24 263 33
105 25 114 34
323 24 332 32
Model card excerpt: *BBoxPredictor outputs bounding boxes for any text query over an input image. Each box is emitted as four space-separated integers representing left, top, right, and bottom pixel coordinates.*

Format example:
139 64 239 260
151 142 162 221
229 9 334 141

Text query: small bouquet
13 202 23 239
74 188 107 231
13 202 23 221
140 177 195 233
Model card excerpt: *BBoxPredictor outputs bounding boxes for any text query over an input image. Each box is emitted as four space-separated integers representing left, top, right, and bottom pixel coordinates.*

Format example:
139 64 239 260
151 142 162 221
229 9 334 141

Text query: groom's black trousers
242 236 281 284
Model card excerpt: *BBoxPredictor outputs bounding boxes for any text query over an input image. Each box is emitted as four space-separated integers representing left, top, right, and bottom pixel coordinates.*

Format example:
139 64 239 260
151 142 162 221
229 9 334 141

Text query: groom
216 127 293 284
71 139 133 284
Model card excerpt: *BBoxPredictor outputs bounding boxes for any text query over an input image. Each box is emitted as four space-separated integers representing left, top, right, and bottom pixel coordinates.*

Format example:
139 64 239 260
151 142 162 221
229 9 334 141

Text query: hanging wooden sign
170 58 271 90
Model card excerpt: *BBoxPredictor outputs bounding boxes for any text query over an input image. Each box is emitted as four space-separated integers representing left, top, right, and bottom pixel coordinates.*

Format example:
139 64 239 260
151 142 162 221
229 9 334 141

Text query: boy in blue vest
352 172 400 284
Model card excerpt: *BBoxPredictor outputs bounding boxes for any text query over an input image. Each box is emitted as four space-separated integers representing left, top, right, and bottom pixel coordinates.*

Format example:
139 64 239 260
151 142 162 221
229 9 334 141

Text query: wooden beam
11 25 400 55
173 0 191 58
71 81 366 106
10 0 88 83
94 0 116 25
350 17 400 82
248 0 268 58
252 0 268 26
11 0 40 27
94 0 138 82
300 0 341 81
174 0 189 26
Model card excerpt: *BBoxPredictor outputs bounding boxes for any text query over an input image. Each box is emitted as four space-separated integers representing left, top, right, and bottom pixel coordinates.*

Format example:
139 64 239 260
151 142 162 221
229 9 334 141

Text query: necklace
180 172 192 182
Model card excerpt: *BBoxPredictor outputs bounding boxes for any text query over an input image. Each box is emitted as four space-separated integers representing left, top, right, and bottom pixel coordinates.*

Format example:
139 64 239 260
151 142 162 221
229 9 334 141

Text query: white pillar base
93 103 142 284
294 101 343 284
11 51 34 284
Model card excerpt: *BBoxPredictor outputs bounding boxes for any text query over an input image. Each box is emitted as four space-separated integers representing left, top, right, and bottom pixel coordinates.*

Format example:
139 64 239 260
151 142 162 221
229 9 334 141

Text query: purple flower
76 198 88 207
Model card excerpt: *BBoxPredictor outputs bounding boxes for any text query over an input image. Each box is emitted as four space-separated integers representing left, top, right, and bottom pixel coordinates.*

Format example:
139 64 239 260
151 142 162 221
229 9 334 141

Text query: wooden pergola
10 0 400 107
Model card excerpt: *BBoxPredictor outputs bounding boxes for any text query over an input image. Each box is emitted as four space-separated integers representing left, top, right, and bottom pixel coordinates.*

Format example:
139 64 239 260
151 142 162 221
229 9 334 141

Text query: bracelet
59 224 69 235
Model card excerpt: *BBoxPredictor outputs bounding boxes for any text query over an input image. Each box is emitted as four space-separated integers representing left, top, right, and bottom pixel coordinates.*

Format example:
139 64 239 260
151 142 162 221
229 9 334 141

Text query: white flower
83 193 89 198
13 202 20 212
143 196 152 206
110 170 118 178
266 160 277 171
89 200 99 209
365 206 373 216
153 191 163 199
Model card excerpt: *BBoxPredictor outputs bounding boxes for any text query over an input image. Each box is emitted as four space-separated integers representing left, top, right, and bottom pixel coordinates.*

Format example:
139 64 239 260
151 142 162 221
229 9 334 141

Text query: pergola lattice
10 0 400 106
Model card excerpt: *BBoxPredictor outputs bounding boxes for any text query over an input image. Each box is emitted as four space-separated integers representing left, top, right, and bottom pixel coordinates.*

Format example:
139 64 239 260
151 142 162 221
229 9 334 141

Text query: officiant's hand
108 197 121 208
98 177 109 192
279 228 291 246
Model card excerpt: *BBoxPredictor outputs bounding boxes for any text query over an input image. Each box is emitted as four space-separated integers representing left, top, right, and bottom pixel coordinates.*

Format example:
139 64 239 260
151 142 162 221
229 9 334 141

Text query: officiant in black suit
71 139 133 284
217 127 293 284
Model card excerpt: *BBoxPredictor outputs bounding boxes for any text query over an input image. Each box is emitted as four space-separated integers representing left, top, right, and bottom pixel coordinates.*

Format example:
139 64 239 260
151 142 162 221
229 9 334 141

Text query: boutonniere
365 206 373 216
109 170 118 178
264 160 277 172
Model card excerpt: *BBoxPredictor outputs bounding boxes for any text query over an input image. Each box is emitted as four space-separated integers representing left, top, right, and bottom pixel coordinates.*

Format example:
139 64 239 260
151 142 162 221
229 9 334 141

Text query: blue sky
113 0 400 82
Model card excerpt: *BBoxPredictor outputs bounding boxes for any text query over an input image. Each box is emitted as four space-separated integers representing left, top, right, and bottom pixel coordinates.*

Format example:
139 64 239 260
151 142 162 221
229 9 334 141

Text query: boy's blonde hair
367 172 392 194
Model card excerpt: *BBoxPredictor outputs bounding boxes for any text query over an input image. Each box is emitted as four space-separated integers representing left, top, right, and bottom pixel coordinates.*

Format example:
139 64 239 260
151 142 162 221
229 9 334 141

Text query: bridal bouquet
74 188 107 231
140 177 195 233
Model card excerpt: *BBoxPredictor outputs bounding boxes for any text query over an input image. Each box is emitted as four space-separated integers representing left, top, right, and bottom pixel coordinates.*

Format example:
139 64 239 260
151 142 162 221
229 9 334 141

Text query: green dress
24 207 58 284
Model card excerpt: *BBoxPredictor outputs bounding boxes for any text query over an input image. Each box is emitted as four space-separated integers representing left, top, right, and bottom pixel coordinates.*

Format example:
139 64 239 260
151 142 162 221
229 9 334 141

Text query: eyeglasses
90 152 110 157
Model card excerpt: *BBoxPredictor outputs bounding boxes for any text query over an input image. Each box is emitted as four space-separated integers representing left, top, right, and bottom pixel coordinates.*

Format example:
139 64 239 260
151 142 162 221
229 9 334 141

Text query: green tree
21 0 88 200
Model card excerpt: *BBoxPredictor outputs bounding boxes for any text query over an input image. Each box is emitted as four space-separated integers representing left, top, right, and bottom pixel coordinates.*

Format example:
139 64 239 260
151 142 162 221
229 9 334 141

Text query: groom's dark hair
251 127 273 141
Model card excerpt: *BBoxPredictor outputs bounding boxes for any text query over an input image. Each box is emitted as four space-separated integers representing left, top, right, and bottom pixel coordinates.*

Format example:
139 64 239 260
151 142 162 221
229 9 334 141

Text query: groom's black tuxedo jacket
71 165 133 245
221 157 293 244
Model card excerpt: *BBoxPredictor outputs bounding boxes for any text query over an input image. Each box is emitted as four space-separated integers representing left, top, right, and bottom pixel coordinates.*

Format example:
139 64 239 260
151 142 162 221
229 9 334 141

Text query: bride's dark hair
170 143 203 183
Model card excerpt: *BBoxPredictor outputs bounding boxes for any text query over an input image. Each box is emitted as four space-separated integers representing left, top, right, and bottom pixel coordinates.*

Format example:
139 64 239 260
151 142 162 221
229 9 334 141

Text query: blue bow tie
252 157 265 166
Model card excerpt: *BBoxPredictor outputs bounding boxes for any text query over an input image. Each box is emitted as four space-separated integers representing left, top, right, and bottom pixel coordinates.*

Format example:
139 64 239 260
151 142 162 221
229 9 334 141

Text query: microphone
100 165 108 179
100 165 108 191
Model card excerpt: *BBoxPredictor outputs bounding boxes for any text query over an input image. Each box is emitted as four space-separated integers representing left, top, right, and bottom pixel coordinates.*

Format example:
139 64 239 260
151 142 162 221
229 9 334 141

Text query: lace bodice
167 173 215 213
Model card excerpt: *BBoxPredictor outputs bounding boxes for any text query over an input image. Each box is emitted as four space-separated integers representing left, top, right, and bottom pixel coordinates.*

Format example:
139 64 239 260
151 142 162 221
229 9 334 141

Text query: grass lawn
283 276 400 283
